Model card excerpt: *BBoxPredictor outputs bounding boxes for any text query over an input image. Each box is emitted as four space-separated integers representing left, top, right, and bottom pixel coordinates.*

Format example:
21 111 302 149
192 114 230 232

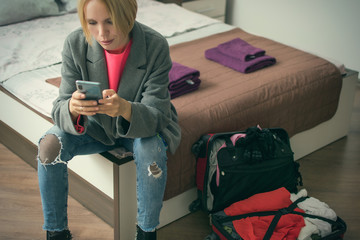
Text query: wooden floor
0 84 359 240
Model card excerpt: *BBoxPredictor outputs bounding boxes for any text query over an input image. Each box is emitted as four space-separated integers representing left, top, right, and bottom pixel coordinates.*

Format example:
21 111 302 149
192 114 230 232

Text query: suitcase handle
221 127 278 164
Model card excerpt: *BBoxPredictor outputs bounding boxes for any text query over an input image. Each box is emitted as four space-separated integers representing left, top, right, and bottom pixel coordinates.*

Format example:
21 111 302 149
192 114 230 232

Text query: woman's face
84 0 129 52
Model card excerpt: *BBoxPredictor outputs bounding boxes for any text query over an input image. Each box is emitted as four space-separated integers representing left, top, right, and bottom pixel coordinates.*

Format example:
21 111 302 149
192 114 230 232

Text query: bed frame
0 68 357 239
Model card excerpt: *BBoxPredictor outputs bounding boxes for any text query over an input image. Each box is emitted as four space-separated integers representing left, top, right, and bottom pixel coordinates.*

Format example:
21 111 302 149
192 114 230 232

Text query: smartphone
76 80 102 100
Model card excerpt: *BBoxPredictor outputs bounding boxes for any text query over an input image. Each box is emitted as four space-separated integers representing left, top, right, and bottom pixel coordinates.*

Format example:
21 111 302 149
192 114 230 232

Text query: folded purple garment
205 47 276 73
169 62 201 99
217 38 265 61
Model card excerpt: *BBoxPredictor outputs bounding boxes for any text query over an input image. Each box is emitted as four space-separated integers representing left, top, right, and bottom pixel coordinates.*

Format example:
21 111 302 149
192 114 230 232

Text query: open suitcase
206 188 347 240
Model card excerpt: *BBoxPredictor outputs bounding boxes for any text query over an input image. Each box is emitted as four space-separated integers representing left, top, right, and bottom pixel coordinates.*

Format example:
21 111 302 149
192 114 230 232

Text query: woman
37 0 181 239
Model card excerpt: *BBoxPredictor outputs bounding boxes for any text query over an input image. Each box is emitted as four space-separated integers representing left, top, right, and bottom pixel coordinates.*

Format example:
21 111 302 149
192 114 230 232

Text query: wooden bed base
0 69 357 239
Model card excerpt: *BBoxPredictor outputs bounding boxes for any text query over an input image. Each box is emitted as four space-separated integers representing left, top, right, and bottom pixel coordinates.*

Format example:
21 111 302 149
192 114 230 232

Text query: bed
0 0 358 239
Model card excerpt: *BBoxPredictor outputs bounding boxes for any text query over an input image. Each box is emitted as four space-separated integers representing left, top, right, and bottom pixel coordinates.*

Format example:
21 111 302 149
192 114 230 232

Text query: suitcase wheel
204 232 219 240
188 198 201 212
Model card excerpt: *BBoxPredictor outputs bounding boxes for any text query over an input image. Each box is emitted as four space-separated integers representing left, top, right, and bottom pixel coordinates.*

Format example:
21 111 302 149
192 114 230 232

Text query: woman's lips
101 40 113 45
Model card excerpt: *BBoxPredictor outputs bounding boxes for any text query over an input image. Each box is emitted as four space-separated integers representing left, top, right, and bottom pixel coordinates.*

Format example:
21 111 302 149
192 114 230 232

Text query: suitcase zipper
219 159 292 176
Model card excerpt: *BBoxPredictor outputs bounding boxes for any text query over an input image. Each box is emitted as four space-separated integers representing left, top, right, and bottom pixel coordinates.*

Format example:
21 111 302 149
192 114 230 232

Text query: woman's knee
133 135 168 178
38 134 62 164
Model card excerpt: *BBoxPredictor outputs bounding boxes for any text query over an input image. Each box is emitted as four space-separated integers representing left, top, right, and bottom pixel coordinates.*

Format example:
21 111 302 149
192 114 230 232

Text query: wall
225 0 360 75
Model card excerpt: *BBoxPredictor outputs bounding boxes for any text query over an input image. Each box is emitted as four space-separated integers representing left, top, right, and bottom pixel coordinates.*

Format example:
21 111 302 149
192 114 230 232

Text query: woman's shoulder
65 27 87 43
62 28 88 55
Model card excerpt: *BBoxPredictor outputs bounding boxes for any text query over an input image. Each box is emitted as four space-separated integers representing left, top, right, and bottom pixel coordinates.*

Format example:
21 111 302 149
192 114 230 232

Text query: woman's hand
69 91 99 122
98 89 132 121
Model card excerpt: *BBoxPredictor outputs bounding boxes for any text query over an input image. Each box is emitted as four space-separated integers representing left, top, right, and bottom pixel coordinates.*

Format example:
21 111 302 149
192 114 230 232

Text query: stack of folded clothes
168 61 201 99
205 38 276 73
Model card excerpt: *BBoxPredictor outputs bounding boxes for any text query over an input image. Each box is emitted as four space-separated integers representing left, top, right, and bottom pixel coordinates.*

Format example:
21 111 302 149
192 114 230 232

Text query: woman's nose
98 24 108 37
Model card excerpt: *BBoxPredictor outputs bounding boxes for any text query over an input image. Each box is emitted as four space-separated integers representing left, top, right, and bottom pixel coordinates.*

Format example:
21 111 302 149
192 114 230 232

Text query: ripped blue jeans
37 125 168 232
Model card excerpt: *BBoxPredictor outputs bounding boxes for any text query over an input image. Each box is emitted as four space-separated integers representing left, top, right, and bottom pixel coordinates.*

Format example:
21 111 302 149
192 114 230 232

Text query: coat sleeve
51 32 88 135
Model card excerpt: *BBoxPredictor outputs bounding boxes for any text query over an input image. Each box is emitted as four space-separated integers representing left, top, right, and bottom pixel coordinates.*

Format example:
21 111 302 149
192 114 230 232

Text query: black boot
47 229 72 240
135 225 156 240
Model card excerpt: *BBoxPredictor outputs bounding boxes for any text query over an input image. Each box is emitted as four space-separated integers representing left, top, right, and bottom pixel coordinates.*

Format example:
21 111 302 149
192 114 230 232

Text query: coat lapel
118 22 147 101
86 39 109 91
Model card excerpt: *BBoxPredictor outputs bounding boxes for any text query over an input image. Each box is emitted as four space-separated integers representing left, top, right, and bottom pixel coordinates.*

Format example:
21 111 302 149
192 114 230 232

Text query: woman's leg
37 125 115 231
132 134 168 232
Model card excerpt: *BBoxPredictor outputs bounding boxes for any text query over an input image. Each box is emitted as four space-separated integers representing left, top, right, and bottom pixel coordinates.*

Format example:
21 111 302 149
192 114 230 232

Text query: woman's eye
88 21 96 25
106 19 113 25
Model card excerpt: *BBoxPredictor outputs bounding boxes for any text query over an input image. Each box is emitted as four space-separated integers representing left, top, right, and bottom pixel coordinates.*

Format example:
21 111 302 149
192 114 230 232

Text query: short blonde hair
78 0 137 44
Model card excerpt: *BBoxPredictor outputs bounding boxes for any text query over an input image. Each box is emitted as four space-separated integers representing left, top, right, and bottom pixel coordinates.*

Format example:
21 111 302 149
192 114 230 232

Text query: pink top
104 39 133 91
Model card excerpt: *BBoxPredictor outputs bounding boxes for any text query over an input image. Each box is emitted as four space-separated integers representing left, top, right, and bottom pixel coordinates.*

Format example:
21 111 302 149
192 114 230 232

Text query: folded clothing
169 61 201 99
205 38 276 73
217 38 265 61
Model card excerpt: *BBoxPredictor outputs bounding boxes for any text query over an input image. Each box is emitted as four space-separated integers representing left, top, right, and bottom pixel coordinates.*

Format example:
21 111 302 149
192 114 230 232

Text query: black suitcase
190 126 303 213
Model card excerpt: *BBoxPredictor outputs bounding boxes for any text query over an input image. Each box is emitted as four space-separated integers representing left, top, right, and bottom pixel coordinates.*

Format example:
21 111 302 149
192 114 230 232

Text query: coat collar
85 21 147 101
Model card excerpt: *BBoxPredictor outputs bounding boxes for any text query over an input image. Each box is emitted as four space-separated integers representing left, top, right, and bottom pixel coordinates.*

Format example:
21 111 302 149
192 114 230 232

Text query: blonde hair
78 0 137 44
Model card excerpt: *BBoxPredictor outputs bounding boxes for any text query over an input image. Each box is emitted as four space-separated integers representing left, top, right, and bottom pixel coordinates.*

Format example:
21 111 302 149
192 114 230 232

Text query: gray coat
52 21 181 154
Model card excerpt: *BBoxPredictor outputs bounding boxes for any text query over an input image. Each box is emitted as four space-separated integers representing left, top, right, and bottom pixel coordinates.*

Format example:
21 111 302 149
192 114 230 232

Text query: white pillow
58 0 78 13
58 0 157 13
137 0 158 8
0 0 60 26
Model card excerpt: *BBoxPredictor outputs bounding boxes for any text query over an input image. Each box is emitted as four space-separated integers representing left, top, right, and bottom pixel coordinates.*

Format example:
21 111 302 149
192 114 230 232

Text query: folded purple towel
169 62 201 99
205 47 276 74
217 38 266 61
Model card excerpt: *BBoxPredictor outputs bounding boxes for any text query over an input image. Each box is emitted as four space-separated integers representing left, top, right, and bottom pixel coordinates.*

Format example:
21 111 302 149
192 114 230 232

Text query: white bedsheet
2 64 62 117
0 13 79 83
136 3 219 38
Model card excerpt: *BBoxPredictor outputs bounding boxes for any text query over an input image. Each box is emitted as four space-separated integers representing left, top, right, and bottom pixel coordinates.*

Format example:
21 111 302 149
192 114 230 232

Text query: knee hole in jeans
147 162 162 178
39 134 61 164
